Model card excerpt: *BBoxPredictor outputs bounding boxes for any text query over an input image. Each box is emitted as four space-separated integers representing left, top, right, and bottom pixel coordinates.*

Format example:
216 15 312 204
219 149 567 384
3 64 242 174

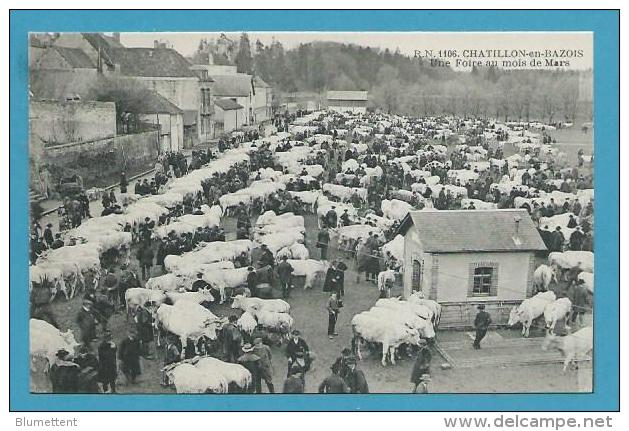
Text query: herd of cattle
30 109 594 393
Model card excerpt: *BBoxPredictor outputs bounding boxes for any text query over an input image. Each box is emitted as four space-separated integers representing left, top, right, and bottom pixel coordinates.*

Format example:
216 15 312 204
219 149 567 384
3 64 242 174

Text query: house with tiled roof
35 46 96 70
136 90 185 152
398 209 546 328
253 76 273 123
213 98 245 133
211 74 254 126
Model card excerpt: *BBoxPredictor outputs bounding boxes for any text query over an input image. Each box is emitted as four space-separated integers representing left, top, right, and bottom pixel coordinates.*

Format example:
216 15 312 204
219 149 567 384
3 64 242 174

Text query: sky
119 32 593 71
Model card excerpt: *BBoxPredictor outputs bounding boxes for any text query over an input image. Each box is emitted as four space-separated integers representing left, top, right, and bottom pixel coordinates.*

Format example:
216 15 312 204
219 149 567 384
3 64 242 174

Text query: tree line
193 33 592 122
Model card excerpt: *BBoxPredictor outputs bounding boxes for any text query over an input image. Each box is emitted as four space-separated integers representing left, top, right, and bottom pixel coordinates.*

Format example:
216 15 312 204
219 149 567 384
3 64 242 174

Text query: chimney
112 32 120 43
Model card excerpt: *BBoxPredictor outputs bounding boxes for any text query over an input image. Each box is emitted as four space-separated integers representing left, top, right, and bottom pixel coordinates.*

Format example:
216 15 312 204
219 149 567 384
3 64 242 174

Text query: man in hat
246 266 258 298
51 233 65 250
136 240 155 280
410 339 432 393
191 272 210 293
283 365 305 393
134 302 154 359
286 330 310 377
316 227 330 260
98 330 118 393
118 329 142 384
569 226 585 251
550 226 565 253
222 315 243 363
76 299 98 347
277 256 294 298
43 223 54 248
345 356 369 393
118 263 140 310
238 343 262 393
331 348 353 380
340 208 351 226
252 337 275 393
327 292 341 339
325 206 338 228
258 244 275 269
74 345 101 393
473 304 492 350
49 349 80 393
319 364 350 393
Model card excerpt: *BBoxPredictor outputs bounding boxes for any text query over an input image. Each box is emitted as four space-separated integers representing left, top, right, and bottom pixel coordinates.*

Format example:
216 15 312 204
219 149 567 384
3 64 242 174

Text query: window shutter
467 263 475 297
489 262 499 297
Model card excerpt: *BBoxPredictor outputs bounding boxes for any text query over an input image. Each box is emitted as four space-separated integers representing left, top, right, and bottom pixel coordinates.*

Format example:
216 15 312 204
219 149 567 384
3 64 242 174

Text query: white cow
194 357 252 390
165 289 215 305
542 326 593 372
236 311 258 335
231 295 291 313
507 291 557 337
286 259 330 290
252 309 294 335
165 363 229 394
351 312 422 366
125 288 167 315
544 297 573 334
30 319 79 367
155 302 224 354
533 264 558 292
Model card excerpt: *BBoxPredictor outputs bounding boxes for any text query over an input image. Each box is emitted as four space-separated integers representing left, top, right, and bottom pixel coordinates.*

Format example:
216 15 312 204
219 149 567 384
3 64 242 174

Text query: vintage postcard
9 10 619 412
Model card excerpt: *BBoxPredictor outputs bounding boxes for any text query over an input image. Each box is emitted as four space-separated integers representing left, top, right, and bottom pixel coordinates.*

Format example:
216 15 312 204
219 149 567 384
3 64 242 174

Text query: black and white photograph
27 30 594 395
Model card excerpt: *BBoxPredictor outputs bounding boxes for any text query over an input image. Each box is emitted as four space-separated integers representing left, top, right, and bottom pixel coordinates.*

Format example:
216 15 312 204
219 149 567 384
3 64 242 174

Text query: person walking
277 256 294 298
134 302 154 359
238 343 262 394
119 171 128 194
345 356 369 393
74 345 101 393
222 315 243 363
118 330 142 384
76 299 98 348
473 304 492 350
286 330 310 378
316 228 330 260
318 365 350 393
137 241 155 280
283 365 305 393
327 292 341 339
410 339 432 393
49 349 80 393
252 337 275 393
97 330 118 393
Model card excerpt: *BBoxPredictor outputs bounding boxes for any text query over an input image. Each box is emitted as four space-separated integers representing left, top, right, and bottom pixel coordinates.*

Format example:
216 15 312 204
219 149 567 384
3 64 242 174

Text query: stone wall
31 131 159 194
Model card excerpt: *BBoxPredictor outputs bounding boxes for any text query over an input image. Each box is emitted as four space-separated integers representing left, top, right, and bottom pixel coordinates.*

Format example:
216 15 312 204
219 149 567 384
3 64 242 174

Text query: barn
326 90 368 114
398 209 547 328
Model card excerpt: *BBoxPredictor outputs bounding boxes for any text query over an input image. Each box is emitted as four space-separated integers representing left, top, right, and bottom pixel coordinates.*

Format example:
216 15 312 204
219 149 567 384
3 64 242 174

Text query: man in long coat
118 330 142 384
98 330 118 393
76 299 97 347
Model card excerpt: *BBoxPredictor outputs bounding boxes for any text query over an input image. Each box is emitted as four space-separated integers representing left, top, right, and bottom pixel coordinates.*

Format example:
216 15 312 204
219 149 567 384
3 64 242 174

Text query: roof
211 74 253 97
214 98 243 111
398 209 547 253
182 110 198 125
48 46 95 69
140 91 183 115
327 90 368 101
253 76 271 88
81 33 117 66
109 47 197 78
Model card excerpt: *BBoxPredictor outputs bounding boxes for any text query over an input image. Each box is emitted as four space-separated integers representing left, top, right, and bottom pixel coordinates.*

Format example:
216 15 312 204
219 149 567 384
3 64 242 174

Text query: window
472 266 493 296
412 259 422 292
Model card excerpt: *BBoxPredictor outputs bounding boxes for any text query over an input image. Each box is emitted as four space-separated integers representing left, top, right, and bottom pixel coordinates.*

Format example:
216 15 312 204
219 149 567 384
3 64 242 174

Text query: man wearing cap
75 345 101 393
286 330 310 377
50 349 80 393
327 292 341 339
283 365 305 393
316 228 330 260
43 223 54 248
238 343 262 393
473 304 492 350
410 339 432 393
76 299 97 347
118 330 142 384
345 356 369 393
98 330 118 393
191 273 210 293
136 240 155 280
134 302 154 359
319 364 350 393
331 348 353 380
222 315 243 363
252 337 275 393
277 256 294 298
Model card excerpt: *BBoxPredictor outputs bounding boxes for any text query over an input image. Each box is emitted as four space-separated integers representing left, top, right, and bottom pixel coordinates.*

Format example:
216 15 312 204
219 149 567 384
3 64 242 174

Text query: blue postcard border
9 9 619 411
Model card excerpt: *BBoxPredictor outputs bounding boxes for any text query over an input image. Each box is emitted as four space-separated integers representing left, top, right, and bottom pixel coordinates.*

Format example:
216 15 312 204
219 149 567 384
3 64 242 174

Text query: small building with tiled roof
398 209 546 328
211 74 254 126
214 98 245 134
253 76 273 123
136 90 184 152
326 90 368 114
